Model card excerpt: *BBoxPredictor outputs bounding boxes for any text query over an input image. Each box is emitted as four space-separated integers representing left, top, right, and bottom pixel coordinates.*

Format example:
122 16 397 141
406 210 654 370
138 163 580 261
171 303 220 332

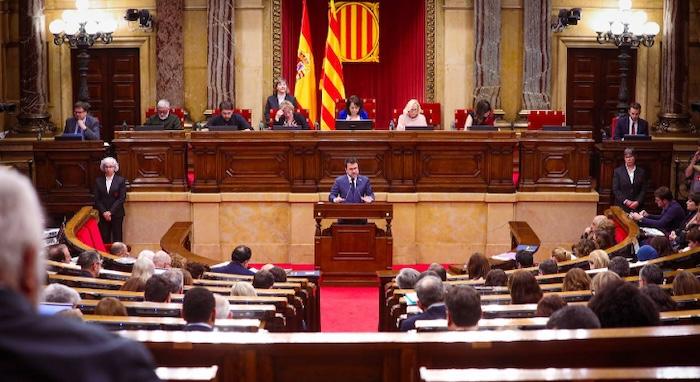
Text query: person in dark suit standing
95 157 127 243
613 102 649 140
399 275 446 331
0 168 159 381
612 147 647 212
63 101 101 140
182 287 216 332
264 77 298 123
211 245 255 276
329 157 375 204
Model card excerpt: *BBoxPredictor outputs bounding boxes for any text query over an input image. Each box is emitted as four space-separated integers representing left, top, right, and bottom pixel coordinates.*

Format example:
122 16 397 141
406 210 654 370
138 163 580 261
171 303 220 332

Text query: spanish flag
294 0 317 124
319 0 345 130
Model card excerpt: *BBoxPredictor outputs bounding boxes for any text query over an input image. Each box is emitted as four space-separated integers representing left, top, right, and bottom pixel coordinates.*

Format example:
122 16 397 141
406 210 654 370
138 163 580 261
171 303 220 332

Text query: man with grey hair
77 250 102 278
0 168 158 380
162 268 184 294
145 98 182 130
399 275 446 331
214 294 232 319
111 242 136 265
153 250 172 270
42 284 81 307
396 268 420 289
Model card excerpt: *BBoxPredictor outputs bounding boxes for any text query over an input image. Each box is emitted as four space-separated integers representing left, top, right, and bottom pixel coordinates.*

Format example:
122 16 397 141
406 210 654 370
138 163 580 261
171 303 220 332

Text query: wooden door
71 48 140 142
566 48 637 142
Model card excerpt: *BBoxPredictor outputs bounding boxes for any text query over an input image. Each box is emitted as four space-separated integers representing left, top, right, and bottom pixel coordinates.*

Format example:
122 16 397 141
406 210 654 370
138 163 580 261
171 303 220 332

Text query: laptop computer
468 125 498 131
623 134 651 141
542 125 571 131
404 125 434 131
335 120 373 130
54 134 83 141
271 124 303 130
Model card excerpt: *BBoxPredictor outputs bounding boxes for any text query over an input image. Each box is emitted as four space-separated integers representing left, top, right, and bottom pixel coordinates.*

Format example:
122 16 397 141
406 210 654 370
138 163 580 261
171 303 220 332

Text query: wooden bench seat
84 314 261 332
77 299 278 321
46 260 131 280
419 366 700 382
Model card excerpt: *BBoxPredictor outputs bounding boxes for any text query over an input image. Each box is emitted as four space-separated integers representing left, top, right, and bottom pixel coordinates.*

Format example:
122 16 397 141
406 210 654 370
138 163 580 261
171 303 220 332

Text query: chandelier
592 0 660 48
48 0 117 49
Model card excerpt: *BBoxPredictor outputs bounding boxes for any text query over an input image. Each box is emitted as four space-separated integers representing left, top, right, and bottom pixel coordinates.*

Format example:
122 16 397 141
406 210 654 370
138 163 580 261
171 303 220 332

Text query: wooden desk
84 314 260 332
419 366 700 382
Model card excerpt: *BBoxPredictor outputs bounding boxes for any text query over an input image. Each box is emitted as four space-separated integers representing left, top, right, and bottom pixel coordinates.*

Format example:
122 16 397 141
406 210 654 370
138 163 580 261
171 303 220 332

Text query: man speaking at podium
329 157 374 204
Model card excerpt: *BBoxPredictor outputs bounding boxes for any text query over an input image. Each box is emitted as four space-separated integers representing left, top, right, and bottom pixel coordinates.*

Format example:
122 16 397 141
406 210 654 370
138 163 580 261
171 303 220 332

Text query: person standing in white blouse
95 157 127 243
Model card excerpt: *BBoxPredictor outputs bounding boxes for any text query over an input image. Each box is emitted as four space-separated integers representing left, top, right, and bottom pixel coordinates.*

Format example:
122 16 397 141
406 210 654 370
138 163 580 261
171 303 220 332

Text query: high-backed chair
422 103 442 128
453 109 473 131
526 110 565 130
334 97 377 120
211 108 253 126
145 107 186 125
610 116 620 140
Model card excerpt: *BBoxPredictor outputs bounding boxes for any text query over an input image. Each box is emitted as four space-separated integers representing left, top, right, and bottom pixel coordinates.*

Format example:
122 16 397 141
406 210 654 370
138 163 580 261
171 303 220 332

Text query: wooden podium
314 202 393 285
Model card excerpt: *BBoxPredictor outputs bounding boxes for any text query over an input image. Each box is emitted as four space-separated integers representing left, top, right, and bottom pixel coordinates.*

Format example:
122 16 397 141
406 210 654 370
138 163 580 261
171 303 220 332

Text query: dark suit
208 114 251 130
63 115 101 140
612 165 647 211
0 288 159 381
399 304 446 331
264 94 298 121
640 200 686 234
145 113 182 130
329 175 374 204
614 116 649 140
95 174 127 243
211 261 255 276
183 323 214 332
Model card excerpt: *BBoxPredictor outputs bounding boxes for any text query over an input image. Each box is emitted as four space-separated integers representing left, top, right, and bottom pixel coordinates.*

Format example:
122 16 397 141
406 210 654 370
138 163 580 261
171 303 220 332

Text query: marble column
473 0 501 107
15 0 53 134
657 0 692 134
156 0 185 107
521 0 551 110
207 0 235 109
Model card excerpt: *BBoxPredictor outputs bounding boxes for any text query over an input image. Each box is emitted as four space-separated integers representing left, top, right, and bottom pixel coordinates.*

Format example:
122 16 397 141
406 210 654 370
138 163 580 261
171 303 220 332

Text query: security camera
124 9 140 22
124 9 153 29
552 8 582 32
567 8 581 26
0 102 16 113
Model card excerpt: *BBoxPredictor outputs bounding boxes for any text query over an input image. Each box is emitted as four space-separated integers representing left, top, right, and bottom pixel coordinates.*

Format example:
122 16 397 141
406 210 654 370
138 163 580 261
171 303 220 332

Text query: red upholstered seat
145 107 186 125
527 110 565 130
613 218 626 244
454 109 473 131
212 108 253 126
422 103 441 128
334 98 377 120
75 216 108 251
610 116 620 140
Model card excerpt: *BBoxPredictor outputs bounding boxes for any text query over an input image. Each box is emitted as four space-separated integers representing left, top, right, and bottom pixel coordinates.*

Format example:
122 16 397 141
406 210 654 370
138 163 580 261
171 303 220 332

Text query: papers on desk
405 292 418 306
641 227 665 237
43 228 61 246
491 252 516 262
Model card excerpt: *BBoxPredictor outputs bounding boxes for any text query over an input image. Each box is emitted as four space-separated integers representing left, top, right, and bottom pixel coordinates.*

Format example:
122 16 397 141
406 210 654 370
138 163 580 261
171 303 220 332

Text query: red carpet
321 286 377 332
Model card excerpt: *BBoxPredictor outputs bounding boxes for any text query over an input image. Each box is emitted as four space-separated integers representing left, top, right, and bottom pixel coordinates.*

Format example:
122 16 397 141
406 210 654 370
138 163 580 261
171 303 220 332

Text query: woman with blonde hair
672 270 700 295
590 271 622 294
551 247 574 263
562 268 591 291
120 256 155 292
396 99 427 130
588 249 610 269
275 100 309 129
230 281 257 297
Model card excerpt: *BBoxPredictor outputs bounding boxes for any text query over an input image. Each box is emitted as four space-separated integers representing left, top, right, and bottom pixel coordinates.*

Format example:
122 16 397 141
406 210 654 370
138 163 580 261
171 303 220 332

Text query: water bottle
389 120 395 131
121 120 128 131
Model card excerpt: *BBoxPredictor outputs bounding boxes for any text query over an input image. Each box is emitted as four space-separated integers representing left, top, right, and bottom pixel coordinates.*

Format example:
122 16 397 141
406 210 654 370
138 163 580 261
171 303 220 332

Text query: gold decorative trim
425 0 436 102
272 0 282 82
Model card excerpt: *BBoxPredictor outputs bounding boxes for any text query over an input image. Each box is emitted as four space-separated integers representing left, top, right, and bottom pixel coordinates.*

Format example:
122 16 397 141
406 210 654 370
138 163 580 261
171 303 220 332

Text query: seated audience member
275 100 310 129
592 229 615 250
208 100 251 130
144 275 172 303
562 268 591 292
187 261 209 279
396 99 427 130
182 287 216 331
508 270 543 304
640 284 677 312
110 242 135 264
484 269 508 287
546 305 601 329
268 266 287 282
588 280 660 328
170 253 187 269
230 281 257 297
582 215 611 240
631 186 685 233
214 294 232 320
669 193 700 250
682 227 700 251
551 247 574 263
138 249 156 261
649 236 672 258
396 268 420 289
612 147 647 212
42 284 81 307
47 244 71 263
145 99 182 130
515 250 534 269
535 294 568 317
63 100 101 140
590 271 622 294
466 253 491 280
428 263 447 281
162 269 184 294
464 99 494 129
399 275 446 331
639 264 664 287
95 297 128 316
672 270 700 295
182 269 194 285
445 285 481 331
573 238 597 258
77 250 102 278
588 249 610 269
212 245 255 276
0 168 158 380
607 256 630 277
252 270 275 289
636 245 658 261
153 251 172 270
338 95 369 120
538 259 558 275
121 256 155 292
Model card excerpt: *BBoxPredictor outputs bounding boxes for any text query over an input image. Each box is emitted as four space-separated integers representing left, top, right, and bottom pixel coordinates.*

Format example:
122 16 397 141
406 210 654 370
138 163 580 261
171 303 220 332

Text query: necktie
631 121 636 135
351 178 356 190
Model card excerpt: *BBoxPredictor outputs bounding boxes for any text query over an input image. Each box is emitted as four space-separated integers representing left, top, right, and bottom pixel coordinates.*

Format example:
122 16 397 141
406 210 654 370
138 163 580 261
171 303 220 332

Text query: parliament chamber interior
1 0 700 381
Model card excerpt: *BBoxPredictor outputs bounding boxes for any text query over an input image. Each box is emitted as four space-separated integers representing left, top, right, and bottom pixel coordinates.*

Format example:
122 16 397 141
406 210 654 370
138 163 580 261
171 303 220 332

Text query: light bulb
611 21 624 35
632 11 647 26
620 10 632 25
62 10 77 24
644 22 660 36
591 18 609 33
102 18 117 33
85 20 99 34
629 22 644 36
64 21 80 35
619 0 632 11
49 19 65 34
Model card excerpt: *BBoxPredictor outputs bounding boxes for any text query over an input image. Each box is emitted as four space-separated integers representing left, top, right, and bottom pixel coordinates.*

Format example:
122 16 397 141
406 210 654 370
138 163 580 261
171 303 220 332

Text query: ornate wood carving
272 0 282 83
424 0 436 102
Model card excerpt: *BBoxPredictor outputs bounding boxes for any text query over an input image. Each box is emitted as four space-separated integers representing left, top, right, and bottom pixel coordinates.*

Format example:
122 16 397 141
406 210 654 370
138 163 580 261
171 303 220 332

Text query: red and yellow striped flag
294 0 317 124
319 0 345 131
